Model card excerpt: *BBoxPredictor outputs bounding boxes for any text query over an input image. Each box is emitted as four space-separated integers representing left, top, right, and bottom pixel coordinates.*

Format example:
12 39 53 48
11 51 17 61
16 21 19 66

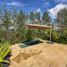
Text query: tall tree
16 10 26 42
12 8 18 31
35 12 41 24
56 8 67 34
1 9 13 42
2 9 11 30
30 12 35 24
42 11 50 25
17 10 25 30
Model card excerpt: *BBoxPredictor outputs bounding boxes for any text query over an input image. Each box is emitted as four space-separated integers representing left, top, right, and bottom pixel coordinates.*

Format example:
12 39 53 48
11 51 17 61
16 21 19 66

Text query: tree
12 8 18 31
17 10 25 30
2 9 11 30
35 12 41 24
30 12 35 24
2 9 15 43
42 11 50 25
56 8 67 34
15 10 26 42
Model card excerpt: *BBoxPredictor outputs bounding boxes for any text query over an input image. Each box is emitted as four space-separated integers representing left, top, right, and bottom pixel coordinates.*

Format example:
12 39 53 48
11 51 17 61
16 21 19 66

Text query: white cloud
34 8 41 13
36 8 41 12
48 3 67 17
7 2 26 6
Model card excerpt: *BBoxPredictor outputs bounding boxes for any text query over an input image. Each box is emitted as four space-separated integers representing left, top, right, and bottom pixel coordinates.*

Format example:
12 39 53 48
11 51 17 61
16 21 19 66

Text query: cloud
6 2 26 6
36 8 41 12
34 8 41 13
48 3 67 17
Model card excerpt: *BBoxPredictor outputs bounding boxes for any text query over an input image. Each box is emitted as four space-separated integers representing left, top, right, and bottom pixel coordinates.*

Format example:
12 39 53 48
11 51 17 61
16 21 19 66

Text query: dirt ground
9 40 67 67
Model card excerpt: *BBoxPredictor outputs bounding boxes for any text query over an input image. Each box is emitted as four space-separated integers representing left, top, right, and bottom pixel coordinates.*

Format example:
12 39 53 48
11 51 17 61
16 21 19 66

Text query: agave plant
0 42 11 67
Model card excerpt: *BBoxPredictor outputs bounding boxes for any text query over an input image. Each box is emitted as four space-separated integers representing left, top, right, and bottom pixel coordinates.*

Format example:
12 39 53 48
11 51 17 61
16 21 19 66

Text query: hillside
9 41 67 67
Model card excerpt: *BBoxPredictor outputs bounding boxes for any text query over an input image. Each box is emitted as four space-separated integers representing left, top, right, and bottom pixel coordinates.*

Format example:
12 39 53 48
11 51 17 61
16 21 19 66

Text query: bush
58 35 67 44
26 29 33 40
51 31 59 42
51 30 67 44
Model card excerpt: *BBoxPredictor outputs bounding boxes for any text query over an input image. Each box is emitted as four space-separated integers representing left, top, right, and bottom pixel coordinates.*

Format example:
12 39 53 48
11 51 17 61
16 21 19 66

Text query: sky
0 0 67 14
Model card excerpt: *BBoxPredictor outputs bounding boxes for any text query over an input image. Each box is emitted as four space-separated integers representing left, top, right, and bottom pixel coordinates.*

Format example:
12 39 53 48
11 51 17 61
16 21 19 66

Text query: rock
9 41 67 67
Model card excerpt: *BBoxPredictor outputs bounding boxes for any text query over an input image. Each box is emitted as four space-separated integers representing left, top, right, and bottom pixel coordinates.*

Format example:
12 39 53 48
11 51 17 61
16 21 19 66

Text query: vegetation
0 1 66 67
0 4 67 44
0 42 11 67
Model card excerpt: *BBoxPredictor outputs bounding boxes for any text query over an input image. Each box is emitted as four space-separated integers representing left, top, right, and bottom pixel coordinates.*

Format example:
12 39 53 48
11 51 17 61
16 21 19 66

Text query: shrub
51 31 59 42
26 29 33 40
58 35 67 44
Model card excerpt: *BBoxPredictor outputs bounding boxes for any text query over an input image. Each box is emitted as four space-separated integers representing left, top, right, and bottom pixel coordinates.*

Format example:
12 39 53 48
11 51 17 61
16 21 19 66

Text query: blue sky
0 0 67 14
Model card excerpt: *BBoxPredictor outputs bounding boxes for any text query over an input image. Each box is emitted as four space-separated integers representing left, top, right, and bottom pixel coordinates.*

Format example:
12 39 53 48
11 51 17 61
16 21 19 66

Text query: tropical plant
0 42 11 67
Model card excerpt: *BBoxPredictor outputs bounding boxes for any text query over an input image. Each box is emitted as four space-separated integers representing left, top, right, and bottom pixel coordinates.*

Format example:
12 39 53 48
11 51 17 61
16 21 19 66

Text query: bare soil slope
10 41 67 67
